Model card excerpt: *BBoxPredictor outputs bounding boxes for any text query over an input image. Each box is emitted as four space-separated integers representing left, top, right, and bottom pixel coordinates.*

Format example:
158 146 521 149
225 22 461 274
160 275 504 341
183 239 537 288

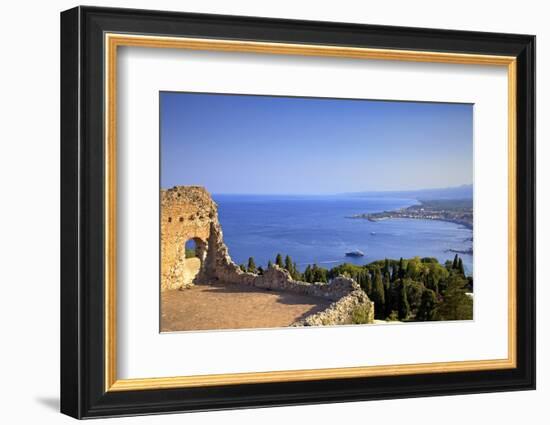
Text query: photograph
57 5 536 419
160 92 474 332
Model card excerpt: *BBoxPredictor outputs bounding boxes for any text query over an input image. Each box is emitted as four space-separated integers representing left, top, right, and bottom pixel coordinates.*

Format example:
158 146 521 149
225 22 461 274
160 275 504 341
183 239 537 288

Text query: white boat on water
345 250 365 257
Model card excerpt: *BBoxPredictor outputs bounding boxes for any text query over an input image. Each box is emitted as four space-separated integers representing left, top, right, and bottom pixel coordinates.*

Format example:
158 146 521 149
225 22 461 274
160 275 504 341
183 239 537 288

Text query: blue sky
160 92 473 194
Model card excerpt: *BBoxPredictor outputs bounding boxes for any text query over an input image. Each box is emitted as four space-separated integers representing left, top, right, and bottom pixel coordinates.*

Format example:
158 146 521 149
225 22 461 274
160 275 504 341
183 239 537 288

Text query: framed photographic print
60 6 536 419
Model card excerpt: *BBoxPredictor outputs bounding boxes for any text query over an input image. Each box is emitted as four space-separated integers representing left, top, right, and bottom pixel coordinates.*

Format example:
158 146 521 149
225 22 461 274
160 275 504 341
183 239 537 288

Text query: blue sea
213 194 473 275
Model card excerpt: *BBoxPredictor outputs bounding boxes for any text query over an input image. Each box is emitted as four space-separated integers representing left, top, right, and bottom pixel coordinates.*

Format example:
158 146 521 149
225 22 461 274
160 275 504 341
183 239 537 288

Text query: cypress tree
315 266 328 283
267 260 273 269
384 273 393 318
284 255 293 273
398 281 410 321
304 265 312 283
293 262 301 280
383 272 391 290
417 289 437 321
311 264 318 282
452 254 459 270
365 272 373 295
458 258 465 276
371 269 385 319
275 253 284 268
257 266 264 275
239 264 247 272
398 258 405 279
391 263 399 282
247 256 257 273
355 270 363 287
383 259 390 277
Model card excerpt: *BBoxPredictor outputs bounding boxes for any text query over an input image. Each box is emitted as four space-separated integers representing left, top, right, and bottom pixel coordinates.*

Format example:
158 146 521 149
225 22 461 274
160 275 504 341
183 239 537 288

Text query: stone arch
161 186 218 291
179 236 208 287
184 236 207 261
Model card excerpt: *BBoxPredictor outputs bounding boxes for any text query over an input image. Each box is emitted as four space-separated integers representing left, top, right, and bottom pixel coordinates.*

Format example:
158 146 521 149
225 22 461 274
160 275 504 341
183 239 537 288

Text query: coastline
364 215 473 230
347 199 473 231
216 195 474 273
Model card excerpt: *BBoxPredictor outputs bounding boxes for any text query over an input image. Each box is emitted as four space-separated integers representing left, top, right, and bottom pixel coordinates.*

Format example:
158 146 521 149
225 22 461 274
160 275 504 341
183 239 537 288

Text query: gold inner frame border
104 33 517 392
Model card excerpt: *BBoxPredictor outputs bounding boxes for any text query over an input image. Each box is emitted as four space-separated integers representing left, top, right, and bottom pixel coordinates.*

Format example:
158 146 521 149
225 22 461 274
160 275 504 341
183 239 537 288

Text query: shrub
351 305 372 324
387 310 399 321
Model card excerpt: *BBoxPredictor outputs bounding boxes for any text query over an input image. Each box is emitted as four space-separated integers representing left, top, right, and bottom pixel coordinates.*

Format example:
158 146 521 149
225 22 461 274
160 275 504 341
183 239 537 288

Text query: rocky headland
348 199 473 230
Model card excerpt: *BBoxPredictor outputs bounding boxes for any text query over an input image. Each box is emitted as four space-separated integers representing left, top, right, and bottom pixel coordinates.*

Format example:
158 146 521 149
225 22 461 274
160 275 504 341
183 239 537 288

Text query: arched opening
185 239 198 258
181 237 207 287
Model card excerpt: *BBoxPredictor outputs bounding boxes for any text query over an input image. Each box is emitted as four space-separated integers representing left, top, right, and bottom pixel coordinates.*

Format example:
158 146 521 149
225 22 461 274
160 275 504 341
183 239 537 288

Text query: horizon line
160 183 473 196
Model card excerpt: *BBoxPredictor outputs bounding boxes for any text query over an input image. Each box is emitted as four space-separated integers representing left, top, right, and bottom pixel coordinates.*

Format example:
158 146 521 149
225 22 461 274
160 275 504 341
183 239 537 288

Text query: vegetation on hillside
246 253 473 322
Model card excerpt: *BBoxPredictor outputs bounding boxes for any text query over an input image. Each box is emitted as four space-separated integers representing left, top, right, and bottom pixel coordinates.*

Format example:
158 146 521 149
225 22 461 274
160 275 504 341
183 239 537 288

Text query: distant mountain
349 184 473 200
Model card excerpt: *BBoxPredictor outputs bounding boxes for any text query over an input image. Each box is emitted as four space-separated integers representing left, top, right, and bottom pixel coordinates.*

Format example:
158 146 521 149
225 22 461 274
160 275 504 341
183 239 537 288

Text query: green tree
354 269 364 288
239 264 247 272
365 271 373 295
320 256 473 323
275 253 284 268
257 266 264 275
420 257 438 264
391 263 400 281
426 273 439 295
466 275 474 292
383 272 391 290
405 280 424 312
398 281 410 320
284 255 301 279
312 264 328 283
371 269 385 319
247 256 257 274
436 275 473 321
267 260 273 269
292 262 302 280
398 257 405 279
304 265 313 283
416 289 438 321
284 255 293 273
452 254 459 270
383 259 390 277
356 270 372 295
383 273 393 318
405 258 421 279
457 257 465 276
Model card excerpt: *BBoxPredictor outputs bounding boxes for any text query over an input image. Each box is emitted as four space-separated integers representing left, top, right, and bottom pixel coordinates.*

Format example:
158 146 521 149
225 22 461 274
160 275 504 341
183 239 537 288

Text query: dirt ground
160 282 331 332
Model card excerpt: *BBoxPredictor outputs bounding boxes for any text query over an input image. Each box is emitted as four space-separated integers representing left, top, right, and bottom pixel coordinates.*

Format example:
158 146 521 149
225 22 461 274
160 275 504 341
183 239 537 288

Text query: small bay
214 194 473 275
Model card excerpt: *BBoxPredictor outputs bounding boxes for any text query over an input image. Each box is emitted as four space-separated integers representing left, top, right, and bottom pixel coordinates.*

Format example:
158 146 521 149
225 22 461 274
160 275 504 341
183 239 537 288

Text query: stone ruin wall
161 185 374 325
160 186 216 291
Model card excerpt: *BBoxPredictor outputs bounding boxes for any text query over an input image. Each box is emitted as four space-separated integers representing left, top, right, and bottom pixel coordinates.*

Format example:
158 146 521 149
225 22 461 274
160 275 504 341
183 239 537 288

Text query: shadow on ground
35 396 59 412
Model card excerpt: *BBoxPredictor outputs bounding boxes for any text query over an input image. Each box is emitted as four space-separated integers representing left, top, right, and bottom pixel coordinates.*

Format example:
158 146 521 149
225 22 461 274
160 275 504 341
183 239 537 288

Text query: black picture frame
61 5 536 419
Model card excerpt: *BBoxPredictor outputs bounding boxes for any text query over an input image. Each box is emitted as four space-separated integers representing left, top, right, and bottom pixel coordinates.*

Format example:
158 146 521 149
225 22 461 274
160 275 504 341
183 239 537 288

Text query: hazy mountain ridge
349 184 473 200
